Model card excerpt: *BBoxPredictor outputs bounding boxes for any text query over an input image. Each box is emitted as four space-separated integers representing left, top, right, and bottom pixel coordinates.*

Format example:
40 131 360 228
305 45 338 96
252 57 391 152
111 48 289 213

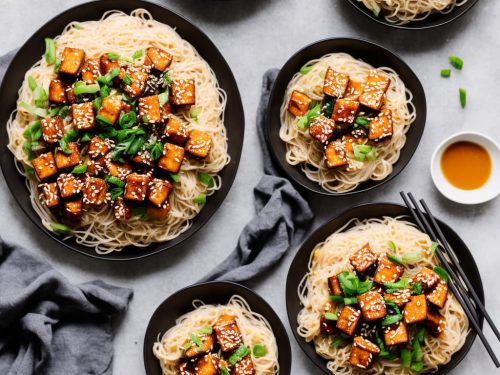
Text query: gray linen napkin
200 69 314 283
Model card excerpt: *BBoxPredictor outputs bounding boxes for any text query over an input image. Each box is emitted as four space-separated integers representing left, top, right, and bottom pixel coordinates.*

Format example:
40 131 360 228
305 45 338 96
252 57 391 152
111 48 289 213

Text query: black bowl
285 202 484 374
143 281 292 374
266 38 426 196
0 0 244 260
346 0 479 29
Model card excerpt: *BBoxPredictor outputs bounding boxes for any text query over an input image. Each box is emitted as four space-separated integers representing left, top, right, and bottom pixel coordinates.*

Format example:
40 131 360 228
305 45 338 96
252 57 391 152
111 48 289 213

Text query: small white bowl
430 131 500 205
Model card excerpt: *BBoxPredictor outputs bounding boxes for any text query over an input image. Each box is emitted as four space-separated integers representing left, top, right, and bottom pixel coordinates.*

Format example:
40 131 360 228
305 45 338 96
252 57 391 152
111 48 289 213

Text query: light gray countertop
1 0 499 374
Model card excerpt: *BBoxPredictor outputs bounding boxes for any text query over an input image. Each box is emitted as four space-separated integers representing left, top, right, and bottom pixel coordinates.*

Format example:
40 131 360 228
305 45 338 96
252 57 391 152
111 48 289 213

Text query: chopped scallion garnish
107 52 120 61
324 312 338 321
51 223 72 234
387 253 403 265
433 266 449 283
44 38 56 65
402 253 420 264
96 114 113 126
297 104 321 129
228 345 251 366
170 174 180 182
430 242 439 255
158 92 169 106
132 49 143 59
252 344 268 357
72 164 87 174
381 313 403 326
329 295 344 303
193 194 206 204
330 335 351 348
459 88 467 108
18 102 47 117
299 63 314 75
73 81 100 96
449 55 463 70
412 282 423 295
440 69 451 78
198 172 214 187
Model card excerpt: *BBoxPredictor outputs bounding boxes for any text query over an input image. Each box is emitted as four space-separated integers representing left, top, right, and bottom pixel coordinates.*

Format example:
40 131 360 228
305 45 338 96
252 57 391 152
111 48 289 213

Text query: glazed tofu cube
80 58 101 84
309 115 336 143
105 155 133 180
169 79 196 106
148 178 172 207
41 116 64 144
342 134 364 154
353 336 380 354
426 281 448 309
403 295 428 324
124 173 150 201
323 68 349 98
328 275 343 296
98 95 123 125
88 136 112 159
359 71 390 111
344 80 364 101
179 362 195 375
71 102 95 131
320 302 336 335
349 343 376 370
65 83 77 104
55 142 81 170
234 356 256 375
287 90 311 117
336 306 361 336
332 99 360 124
358 291 387 321
40 182 60 208
57 173 83 198
213 314 243 352
32 152 58 181
122 66 149 98
349 243 378 273
147 202 171 221
324 141 348 168
374 255 404 284
85 156 106 176
412 267 440 291
145 46 173 71
63 198 83 221
383 321 409 346
368 110 393 142
83 177 107 206
185 130 212 159
194 354 219 375
184 334 214 358
158 143 185 173
138 95 161 124
426 308 446 336
59 47 85 76
100 54 120 75
113 197 131 221
131 150 154 168
48 79 67 104
164 115 189 145
384 288 411 307
160 101 173 120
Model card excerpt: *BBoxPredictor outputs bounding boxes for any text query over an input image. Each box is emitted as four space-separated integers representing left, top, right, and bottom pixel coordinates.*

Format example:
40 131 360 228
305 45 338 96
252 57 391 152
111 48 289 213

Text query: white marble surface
1 0 499 374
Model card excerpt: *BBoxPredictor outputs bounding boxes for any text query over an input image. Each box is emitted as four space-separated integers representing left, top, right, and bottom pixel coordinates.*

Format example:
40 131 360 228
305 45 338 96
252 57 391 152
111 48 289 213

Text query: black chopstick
400 192 500 368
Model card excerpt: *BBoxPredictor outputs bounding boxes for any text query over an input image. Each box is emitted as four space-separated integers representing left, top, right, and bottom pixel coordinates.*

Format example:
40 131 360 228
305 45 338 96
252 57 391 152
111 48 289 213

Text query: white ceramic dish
431 131 500 205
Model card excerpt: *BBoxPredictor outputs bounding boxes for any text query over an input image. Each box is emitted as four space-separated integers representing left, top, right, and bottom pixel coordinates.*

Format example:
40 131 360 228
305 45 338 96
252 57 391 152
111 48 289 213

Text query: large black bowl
0 0 244 260
143 281 292 374
286 202 484 374
266 38 426 196
346 0 479 30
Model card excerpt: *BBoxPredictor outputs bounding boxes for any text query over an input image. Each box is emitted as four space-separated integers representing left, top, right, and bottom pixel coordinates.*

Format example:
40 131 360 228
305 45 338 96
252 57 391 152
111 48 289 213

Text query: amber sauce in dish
440 141 492 190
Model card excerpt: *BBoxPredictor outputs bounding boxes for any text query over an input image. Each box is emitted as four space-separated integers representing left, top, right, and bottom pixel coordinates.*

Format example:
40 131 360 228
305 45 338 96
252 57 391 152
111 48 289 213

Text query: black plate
266 38 426 196
286 202 484 374
346 0 479 29
143 281 292 375
0 0 244 260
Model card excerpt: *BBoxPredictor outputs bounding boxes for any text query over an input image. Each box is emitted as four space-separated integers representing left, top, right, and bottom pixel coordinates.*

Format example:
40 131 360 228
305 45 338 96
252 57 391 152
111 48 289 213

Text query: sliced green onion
107 52 120 61
194 194 206 204
459 88 467 108
23 142 35 160
24 121 42 141
163 71 172 86
33 86 48 108
25 166 35 176
344 297 358 305
149 142 163 161
384 277 409 293
382 313 403 326
319 70 326 79
198 172 214 187
401 348 412 368
412 282 423 295
170 174 180 182
384 299 401 314
109 187 124 200
54 60 61 73
72 164 87 174
189 333 204 350
118 111 137 129
449 55 463 70
51 223 72 234
322 97 335 118
388 240 396 252
430 242 439 255
357 279 373 295
73 81 100 95
220 367 230 375
142 115 149 124
440 69 451 78
106 175 125 187
18 102 47 117
414 325 426 344
49 107 60 117
410 362 424 372
228 345 251 365
132 49 143 59
329 295 344 303
297 104 321 130
96 114 113 126
189 106 199 123
355 116 370 127
353 144 373 162
80 132 91 142
371 4 381 17
366 148 377 161
433 266 449 283
387 253 403 266
28 76 37 91
122 75 132 85
158 92 169 106
198 326 213 335
44 38 56 65
252 344 268 357
324 312 338 321
330 335 351 349
402 253 420 264
299 63 314 75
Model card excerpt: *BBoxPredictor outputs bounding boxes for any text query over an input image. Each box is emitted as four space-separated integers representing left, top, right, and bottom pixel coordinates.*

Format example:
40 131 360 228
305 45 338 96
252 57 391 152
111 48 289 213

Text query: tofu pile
287 67 393 169
179 314 256 375
30 45 213 224
321 243 448 370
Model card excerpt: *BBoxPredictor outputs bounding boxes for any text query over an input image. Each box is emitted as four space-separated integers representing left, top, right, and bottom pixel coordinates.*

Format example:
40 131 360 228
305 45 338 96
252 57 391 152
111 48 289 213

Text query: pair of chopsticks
400 191 500 368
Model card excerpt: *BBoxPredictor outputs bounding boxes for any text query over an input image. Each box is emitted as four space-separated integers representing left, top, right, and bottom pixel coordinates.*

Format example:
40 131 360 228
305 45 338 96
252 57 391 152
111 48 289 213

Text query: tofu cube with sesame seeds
336 306 361 336
80 58 101 84
113 197 132 221
85 156 106 176
374 255 404 284
332 99 360 124
138 95 161 124
122 65 149 98
328 274 343 296
49 79 67 104
426 308 446 336
98 95 123 125
55 142 81 170
411 267 440 291
342 134 364 154
57 173 83 199
194 353 219 375
83 177 107 207
358 290 387 321
353 336 380 354
234 356 256 375
145 47 173 72
32 152 58 181
164 115 189 145
349 244 378 273
59 47 85 76
185 130 212 159
131 150 154 168
147 202 171 221
384 288 411 308
368 110 393 142
158 142 184 173
324 140 348 169
65 83 77 104
41 116 64 145
359 72 390 111
213 314 244 352
88 136 112 159
71 102 95 131
40 182 60 208
349 337 379 370
320 301 337 335
124 173 150 202
323 68 349 98
99 54 119 75
148 178 172 207
309 115 336 144
426 281 448 309
344 80 364 101
179 362 195 375
161 102 173 120
63 198 83 221
403 295 428 324
383 321 409 346
287 90 312 117
105 156 133 180
169 79 196 106
184 334 214 359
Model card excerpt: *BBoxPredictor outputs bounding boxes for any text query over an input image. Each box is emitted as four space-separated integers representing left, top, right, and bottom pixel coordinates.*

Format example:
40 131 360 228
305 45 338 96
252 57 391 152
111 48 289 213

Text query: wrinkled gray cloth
0 49 16 80
200 70 314 283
